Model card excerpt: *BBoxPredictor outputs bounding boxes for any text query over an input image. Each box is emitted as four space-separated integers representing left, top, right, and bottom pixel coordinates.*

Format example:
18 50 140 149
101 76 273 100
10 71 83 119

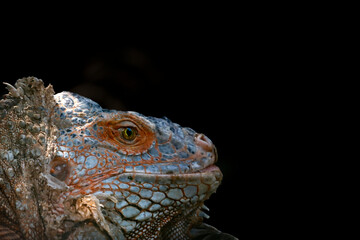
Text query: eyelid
111 120 139 143
114 120 137 129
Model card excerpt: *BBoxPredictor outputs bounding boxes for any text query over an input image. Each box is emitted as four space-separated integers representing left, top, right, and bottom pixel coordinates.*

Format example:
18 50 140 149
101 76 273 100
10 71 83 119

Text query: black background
1 36 243 237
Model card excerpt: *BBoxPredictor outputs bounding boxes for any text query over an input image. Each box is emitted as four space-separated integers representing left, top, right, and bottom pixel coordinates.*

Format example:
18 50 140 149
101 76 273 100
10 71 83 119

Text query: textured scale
0 78 236 240
0 77 58 239
53 91 222 239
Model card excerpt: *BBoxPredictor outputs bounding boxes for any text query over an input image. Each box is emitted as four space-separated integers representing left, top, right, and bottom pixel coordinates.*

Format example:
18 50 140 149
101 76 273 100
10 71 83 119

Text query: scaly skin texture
53 91 222 239
0 77 225 240
0 77 58 240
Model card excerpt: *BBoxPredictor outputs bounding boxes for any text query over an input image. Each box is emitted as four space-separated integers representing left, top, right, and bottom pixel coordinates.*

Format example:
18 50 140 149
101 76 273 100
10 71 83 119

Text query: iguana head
52 91 222 239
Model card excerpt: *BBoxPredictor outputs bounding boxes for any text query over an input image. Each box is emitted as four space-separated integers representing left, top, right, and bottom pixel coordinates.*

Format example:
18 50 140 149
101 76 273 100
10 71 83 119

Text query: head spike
3 82 20 97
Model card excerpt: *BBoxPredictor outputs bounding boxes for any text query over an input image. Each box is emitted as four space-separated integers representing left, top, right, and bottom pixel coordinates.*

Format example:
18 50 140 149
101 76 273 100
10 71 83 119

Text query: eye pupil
122 127 136 140
126 128 132 136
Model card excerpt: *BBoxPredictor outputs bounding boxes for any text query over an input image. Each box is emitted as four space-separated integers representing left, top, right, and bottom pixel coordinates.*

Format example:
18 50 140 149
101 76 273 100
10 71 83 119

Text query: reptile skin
0 78 227 239
52 91 222 239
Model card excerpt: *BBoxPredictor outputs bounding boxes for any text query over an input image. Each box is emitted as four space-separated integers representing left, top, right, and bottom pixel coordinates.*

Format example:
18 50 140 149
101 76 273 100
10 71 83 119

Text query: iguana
0 77 237 239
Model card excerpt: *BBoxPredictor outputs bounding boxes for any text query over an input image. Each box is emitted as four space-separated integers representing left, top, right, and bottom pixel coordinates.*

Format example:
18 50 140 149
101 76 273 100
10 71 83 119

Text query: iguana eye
121 127 137 141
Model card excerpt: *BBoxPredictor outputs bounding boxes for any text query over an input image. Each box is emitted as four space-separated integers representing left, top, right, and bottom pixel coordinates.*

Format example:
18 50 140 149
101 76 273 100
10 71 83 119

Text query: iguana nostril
194 133 214 152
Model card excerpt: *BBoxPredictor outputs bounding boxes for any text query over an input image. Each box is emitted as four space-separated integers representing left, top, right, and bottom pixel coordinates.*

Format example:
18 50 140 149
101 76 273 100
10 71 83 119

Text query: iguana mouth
104 156 221 182
123 153 219 176
197 164 220 173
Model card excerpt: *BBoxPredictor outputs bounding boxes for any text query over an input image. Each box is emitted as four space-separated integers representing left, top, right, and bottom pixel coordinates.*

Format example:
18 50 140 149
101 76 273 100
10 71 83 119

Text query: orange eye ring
97 114 156 154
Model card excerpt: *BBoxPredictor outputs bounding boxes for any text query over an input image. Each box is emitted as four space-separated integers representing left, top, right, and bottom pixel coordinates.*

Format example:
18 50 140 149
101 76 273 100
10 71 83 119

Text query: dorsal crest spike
3 82 20 97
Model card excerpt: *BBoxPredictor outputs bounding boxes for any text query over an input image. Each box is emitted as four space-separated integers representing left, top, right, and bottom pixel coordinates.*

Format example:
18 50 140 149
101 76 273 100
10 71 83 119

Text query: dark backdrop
1 40 242 237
